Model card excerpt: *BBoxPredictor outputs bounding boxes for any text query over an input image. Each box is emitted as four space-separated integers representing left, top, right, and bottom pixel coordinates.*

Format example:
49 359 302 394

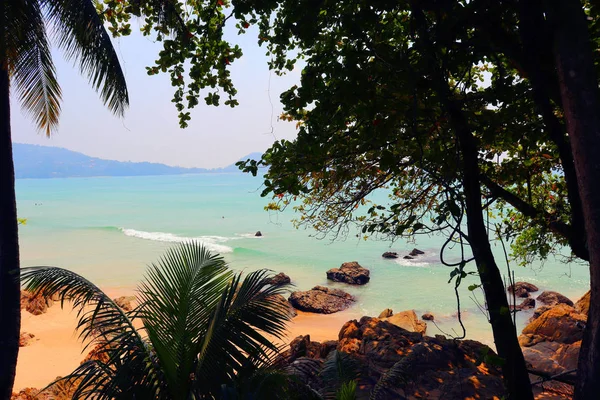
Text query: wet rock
510 297 535 311
537 291 574 307
422 312 435 321
378 308 393 318
403 255 413 260
382 310 427 335
113 296 136 312
382 252 399 259
409 248 425 256
507 281 539 298
575 290 590 316
19 332 35 347
326 261 370 285
266 272 291 285
288 286 355 314
255 231 262 237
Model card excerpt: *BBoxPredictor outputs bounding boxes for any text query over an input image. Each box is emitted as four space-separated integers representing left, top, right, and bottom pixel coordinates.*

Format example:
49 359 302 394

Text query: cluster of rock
382 248 425 260
20 291 55 316
278 317 506 399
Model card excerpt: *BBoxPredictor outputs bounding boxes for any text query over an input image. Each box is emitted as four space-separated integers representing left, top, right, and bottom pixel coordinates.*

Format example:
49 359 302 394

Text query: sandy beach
14 288 352 392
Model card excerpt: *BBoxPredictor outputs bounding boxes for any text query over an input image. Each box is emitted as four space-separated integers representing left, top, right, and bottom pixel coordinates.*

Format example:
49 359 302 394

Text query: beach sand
14 289 353 392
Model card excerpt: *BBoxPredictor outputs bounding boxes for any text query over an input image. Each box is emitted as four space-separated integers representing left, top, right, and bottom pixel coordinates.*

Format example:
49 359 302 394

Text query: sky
11 22 301 168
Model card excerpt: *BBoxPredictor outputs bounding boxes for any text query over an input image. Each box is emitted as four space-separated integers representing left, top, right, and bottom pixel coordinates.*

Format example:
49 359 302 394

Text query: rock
422 312 435 321
81 343 110 365
11 388 51 400
266 272 291 285
521 304 586 345
382 251 399 259
21 291 54 315
576 290 590 316
288 286 355 314
507 281 539 298
284 335 338 363
403 255 413 259
19 332 35 347
378 308 393 318
409 248 425 256
532 305 553 320
268 294 297 318
113 296 136 312
255 231 262 237
382 310 427 335
510 297 535 311
326 261 370 285
537 290 574 307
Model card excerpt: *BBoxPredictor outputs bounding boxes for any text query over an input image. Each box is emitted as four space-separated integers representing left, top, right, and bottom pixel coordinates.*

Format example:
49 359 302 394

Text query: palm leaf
20 266 157 399
5 0 62 136
320 350 360 400
41 0 129 115
138 242 233 399
193 269 293 398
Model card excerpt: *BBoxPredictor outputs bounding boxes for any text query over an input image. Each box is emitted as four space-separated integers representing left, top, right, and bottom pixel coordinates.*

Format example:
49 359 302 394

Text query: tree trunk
545 1 600 399
0 67 21 396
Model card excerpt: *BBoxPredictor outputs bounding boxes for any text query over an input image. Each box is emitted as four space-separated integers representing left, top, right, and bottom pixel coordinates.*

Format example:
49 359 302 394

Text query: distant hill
12 143 262 179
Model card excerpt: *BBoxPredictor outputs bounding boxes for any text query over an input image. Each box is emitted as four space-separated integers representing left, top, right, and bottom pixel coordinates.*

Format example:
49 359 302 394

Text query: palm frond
138 242 233 399
193 268 293 398
320 350 360 400
5 0 62 136
20 267 157 399
41 0 128 115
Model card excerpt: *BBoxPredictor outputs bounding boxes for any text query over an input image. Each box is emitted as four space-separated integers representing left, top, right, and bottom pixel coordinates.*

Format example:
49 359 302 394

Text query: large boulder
21 291 54 316
536 291 574 307
507 281 539 298
113 296 136 312
510 297 535 311
381 310 427 335
521 304 585 344
288 286 355 314
575 290 590 316
381 252 398 259
266 272 291 285
326 262 370 285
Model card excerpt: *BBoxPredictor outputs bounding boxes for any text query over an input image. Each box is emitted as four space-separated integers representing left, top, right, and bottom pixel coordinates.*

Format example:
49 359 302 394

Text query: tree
21 242 293 399
0 0 129 395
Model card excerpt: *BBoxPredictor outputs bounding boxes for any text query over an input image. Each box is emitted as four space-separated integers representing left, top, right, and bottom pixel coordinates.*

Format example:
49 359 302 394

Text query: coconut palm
21 242 293 399
0 0 128 394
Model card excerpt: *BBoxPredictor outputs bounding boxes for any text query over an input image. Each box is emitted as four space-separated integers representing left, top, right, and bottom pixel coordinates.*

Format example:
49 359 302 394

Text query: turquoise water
16 173 590 345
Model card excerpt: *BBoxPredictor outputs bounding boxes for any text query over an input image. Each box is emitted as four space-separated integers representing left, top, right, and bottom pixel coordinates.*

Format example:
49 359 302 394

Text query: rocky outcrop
575 290 590 315
268 294 297 318
381 252 398 259
381 310 427 335
536 291 574 307
113 296 136 312
507 281 539 298
255 231 262 237
422 312 434 321
326 262 370 285
19 332 35 347
21 291 54 315
521 304 585 345
266 272 291 285
409 248 425 256
510 297 535 311
378 308 393 318
288 286 355 314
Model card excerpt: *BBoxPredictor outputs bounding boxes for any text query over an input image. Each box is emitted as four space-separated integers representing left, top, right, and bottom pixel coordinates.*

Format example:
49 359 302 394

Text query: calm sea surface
16 173 590 345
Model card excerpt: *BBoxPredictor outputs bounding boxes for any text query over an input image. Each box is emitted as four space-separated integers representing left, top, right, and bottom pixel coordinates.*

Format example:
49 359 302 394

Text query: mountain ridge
12 143 262 179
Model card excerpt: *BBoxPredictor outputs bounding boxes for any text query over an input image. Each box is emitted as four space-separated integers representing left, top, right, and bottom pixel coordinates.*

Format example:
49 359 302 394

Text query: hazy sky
11 23 300 168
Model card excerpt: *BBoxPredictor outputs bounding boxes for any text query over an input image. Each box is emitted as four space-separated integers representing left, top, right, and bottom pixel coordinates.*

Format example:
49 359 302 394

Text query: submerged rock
507 281 539 298
255 231 262 237
288 286 355 314
537 291 574 307
326 262 370 285
409 248 425 256
266 272 291 285
403 255 413 260
422 312 435 321
381 252 399 259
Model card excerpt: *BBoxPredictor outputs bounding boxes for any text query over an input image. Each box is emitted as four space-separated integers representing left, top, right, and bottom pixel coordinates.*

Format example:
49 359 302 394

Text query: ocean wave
393 250 440 267
120 228 233 253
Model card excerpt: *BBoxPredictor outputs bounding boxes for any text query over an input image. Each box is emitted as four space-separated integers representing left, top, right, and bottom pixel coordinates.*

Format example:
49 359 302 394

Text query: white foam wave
393 250 439 267
120 228 233 253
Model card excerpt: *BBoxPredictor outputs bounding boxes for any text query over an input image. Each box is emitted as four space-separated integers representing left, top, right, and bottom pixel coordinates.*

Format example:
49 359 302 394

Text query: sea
16 173 590 346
